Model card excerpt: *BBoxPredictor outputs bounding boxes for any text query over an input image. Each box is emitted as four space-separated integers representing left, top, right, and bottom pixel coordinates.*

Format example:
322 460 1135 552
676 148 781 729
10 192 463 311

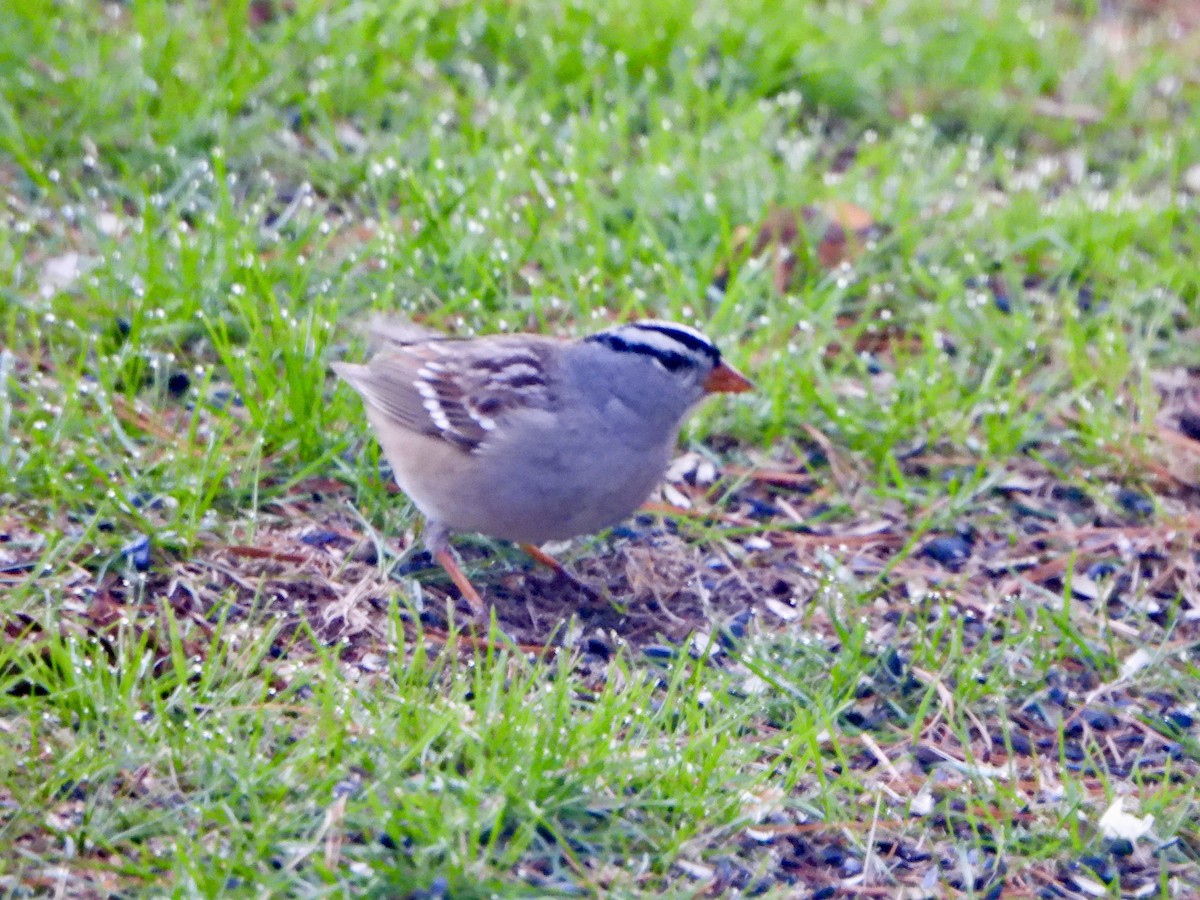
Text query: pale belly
371 407 673 544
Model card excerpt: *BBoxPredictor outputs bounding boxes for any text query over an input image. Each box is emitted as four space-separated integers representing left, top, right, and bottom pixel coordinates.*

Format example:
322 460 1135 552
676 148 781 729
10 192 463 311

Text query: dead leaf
712 203 883 294
38 252 90 298
1098 797 1155 842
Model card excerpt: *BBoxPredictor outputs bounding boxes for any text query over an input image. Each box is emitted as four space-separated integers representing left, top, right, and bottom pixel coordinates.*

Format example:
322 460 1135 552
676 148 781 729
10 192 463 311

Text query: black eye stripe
649 350 693 371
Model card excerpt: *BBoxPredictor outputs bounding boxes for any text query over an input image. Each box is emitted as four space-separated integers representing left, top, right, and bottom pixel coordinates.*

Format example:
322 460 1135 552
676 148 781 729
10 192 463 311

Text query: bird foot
519 543 604 603
433 548 487 618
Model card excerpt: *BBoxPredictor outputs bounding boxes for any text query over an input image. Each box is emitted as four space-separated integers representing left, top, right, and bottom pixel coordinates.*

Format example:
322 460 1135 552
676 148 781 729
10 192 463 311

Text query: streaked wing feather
336 337 558 453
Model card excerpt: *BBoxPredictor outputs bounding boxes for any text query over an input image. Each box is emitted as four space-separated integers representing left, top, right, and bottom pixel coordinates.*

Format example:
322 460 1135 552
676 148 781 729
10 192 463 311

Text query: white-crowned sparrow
333 318 752 612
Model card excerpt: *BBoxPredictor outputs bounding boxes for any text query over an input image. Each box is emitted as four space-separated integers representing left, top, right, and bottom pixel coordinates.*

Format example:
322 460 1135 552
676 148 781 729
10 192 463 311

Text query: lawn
2 0 1199 895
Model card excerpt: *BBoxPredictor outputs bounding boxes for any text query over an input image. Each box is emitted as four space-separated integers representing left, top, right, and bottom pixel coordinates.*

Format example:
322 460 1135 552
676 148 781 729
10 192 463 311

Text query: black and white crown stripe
585 320 721 373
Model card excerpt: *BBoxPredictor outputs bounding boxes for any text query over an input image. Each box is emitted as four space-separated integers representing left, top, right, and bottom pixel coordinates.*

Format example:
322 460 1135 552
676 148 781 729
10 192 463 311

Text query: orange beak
703 361 754 394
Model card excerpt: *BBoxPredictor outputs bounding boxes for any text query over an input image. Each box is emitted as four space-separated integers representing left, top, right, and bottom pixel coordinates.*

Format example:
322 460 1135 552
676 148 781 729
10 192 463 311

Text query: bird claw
518 542 604 603
547 565 604 603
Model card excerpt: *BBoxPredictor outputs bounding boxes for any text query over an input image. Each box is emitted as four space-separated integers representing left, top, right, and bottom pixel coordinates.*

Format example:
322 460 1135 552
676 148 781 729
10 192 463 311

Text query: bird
332 317 752 613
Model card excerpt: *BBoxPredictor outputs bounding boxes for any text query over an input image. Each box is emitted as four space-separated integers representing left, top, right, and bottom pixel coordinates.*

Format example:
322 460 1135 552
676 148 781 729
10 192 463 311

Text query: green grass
3 0 1200 894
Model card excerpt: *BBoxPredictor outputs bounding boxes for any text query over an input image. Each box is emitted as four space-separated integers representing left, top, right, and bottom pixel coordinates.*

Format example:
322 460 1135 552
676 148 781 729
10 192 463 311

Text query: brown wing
362 316 443 351
333 336 557 453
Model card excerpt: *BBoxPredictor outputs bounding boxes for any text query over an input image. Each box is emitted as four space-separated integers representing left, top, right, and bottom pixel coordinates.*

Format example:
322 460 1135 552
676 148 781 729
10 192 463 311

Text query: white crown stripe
631 320 715 346
592 324 717 370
